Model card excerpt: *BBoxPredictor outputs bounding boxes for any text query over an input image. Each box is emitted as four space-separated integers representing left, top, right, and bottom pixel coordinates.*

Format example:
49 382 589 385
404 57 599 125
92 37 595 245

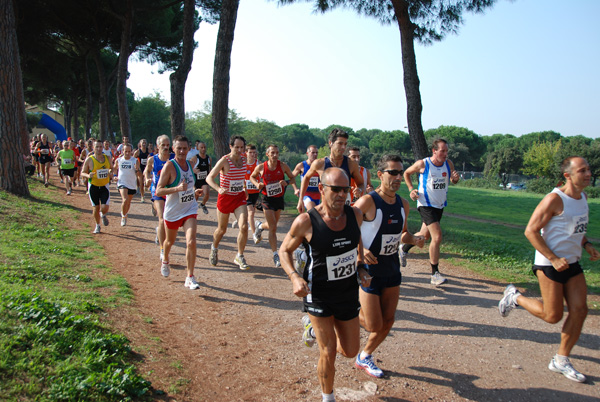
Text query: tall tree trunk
392 0 428 161
170 0 197 139
0 0 30 196
84 56 93 140
212 0 240 159
116 0 133 143
71 90 80 140
63 99 72 138
93 49 110 141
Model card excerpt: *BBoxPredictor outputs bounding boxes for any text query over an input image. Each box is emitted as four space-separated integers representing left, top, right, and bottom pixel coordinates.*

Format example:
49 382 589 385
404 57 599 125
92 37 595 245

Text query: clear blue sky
127 0 600 139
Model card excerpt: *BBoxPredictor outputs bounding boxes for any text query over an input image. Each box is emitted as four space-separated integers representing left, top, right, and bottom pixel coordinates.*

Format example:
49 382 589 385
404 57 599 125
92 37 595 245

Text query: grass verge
0 179 151 401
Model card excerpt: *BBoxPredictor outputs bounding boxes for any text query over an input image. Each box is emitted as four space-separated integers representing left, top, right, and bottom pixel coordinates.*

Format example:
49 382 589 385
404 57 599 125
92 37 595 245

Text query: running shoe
294 249 306 275
253 220 263 244
548 357 586 383
67 190 72 196
201 203 209 215
161 261 170 278
430 271 447 286
234 254 250 270
185 276 200 290
231 220 238 228
498 284 520 317
44 181 49 187
355 354 384 378
93 225 101 234
301 315 315 347
273 252 281 268
60 179 64 184
399 245 407 268
209 247 218 266
101 214 109 226
141 196 145 203
121 217 127 227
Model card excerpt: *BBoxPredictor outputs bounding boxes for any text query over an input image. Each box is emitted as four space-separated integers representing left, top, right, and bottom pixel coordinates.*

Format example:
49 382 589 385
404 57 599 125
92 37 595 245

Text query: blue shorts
152 195 165 202
303 195 321 208
360 271 402 296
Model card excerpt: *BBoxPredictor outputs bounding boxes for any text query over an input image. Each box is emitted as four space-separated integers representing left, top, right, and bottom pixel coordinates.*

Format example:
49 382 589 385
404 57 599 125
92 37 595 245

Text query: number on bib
380 233 401 255
229 179 244 193
97 169 109 179
326 249 357 281
266 182 282 197
196 171 207 180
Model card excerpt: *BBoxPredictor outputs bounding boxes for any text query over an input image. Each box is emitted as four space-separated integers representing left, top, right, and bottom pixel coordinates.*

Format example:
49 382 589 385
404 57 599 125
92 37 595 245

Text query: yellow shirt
89 155 111 187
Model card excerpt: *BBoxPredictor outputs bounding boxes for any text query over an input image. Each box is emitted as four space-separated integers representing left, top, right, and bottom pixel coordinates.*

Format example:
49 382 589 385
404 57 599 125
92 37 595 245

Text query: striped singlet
220 155 246 195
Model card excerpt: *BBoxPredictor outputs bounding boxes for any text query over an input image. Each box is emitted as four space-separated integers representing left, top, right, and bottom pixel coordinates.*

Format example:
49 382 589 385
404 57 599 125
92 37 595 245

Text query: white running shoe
209 247 218 266
253 221 263 244
399 246 407 268
355 354 384 378
141 196 145 203
294 249 306 275
161 261 170 277
66 190 72 196
121 217 127 227
101 214 109 226
273 253 281 268
234 254 250 270
548 357 586 383
301 315 315 347
430 271 447 286
498 284 520 317
231 220 238 228
185 276 200 290
93 225 101 234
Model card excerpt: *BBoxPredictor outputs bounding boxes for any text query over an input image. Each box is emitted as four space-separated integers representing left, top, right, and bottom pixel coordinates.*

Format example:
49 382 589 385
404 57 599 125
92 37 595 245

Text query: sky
127 0 600 139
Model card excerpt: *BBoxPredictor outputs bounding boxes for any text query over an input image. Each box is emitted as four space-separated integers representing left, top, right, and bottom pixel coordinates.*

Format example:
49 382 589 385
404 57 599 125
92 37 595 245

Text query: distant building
25 104 67 142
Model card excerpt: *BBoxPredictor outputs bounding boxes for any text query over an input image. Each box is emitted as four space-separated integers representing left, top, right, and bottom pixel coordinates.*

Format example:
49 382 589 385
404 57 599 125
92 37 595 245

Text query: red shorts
217 192 246 214
164 214 197 230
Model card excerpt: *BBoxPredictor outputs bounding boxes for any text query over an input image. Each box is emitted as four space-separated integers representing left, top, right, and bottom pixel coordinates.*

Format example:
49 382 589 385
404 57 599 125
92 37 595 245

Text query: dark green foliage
525 177 555 194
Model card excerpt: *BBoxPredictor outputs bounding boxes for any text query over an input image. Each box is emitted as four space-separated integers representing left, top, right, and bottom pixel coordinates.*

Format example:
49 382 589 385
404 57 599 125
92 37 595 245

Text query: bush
586 186 600 199
525 177 555 194
456 177 500 189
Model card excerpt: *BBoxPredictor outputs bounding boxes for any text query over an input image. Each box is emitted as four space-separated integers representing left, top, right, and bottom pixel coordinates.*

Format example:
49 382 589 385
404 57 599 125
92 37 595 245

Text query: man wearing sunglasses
279 167 371 402
296 128 364 214
353 155 425 378
401 138 460 286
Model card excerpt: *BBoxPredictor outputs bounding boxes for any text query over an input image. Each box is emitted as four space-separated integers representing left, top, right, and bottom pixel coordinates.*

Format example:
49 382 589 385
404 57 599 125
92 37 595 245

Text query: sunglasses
381 169 404 176
322 184 351 193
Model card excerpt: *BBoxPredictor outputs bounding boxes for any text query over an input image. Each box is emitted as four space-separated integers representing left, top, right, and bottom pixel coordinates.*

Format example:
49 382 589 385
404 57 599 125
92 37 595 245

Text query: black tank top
138 149 150 167
304 204 360 303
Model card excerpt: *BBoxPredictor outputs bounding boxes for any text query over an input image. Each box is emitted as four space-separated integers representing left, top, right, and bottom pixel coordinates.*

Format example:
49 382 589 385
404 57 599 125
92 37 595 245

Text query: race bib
308 176 319 187
196 171 207 180
141 158 147 165
432 178 446 190
572 214 588 235
229 179 244 193
380 233 401 255
41 149 49 155
326 249 357 281
62 159 72 165
246 179 257 190
180 188 195 204
121 163 132 170
266 182 282 197
97 169 109 179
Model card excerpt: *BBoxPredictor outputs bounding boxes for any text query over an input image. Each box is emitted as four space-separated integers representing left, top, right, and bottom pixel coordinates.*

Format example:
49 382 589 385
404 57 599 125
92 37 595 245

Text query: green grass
0 179 151 401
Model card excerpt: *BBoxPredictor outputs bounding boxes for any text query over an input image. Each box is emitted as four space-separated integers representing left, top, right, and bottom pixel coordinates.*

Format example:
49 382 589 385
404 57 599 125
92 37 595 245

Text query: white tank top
417 157 450 209
534 188 588 265
116 157 138 190
164 160 198 222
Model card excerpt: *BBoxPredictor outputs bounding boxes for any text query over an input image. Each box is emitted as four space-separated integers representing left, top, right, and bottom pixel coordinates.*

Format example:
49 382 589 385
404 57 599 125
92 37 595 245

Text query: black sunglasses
322 184 351 193
380 169 404 176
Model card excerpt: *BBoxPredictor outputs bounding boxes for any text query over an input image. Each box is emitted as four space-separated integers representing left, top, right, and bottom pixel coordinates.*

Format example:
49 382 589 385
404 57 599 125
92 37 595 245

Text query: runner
56 140 76 195
499 156 599 383
134 138 151 202
54 140 64 184
401 138 460 286
353 155 424 378
113 144 142 226
292 145 321 211
102 140 114 162
30 135 41 177
249 144 296 267
35 133 53 187
72 139 82 187
79 140 94 194
189 141 211 215
296 128 364 213
81 140 113 234
236 144 261 236
206 135 250 270
155 135 202 289
348 146 374 204
279 167 370 402
144 135 174 260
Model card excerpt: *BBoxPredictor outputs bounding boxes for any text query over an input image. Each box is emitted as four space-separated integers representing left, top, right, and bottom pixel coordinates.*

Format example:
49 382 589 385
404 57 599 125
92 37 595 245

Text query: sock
431 263 439 275
237 253 242 258
402 243 414 253
322 392 335 402
95 224 101 229
555 354 568 364
212 245 218 250
359 351 370 360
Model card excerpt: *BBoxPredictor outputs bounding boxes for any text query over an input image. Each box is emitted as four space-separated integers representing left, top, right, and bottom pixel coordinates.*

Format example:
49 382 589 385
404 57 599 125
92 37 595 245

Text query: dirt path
50 177 600 401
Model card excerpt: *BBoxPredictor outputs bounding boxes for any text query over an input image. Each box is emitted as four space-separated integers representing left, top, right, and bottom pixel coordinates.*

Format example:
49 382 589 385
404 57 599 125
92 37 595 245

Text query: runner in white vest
499 156 599 383
401 138 459 286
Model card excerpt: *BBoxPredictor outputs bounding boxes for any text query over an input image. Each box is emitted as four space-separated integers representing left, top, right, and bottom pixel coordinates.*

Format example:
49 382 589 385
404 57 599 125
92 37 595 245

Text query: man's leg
264 209 281 252
559 273 588 356
517 271 565 324
182 218 198 277
163 225 178 264
213 210 230 248
201 184 210 205
119 188 129 217
92 205 101 225
233 204 249 255
427 222 442 265
247 204 256 233
359 286 400 355
155 200 167 247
